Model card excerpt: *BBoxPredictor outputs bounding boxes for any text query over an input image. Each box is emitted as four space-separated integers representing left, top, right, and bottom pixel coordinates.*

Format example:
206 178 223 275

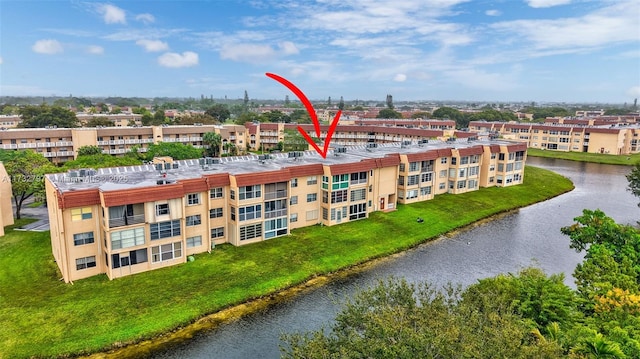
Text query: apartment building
0 124 248 162
469 121 640 155
45 139 527 282
0 162 14 236
244 122 468 151
0 115 21 128
76 113 143 127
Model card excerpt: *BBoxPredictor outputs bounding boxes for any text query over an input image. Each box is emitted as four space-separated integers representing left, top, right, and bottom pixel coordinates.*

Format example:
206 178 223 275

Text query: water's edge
83 198 568 359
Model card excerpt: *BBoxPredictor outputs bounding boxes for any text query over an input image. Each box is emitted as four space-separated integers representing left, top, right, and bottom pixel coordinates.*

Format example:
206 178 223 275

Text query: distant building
0 162 14 236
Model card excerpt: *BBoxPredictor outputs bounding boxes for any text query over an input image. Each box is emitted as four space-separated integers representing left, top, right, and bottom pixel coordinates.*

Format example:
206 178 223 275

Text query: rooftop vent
334 146 347 156
288 151 304 159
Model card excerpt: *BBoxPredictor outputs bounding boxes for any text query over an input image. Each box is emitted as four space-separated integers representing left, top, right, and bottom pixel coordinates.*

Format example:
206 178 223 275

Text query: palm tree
202 132 221 157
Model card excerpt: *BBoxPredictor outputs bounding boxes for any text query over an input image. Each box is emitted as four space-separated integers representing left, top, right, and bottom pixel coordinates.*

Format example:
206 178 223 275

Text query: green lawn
0 166 574 359
527 148 640 165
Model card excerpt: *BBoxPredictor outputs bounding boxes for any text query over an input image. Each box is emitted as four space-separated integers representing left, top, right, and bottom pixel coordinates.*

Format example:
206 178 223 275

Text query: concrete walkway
12 198 50 232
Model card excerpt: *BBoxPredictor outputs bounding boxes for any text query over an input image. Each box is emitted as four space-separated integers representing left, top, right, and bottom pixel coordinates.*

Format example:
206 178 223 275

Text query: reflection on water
154 157 638 359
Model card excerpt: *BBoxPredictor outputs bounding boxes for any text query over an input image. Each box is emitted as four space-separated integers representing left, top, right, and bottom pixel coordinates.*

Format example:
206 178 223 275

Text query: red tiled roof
57 189 101 209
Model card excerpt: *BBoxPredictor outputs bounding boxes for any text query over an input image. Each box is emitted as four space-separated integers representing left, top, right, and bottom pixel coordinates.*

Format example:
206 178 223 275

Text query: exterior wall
0 162 14 236
46 141 528 282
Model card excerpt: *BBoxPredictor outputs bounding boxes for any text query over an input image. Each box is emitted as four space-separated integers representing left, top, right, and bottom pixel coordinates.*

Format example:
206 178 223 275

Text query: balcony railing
264 208 287 219
109 214 145 228
264 190 288 200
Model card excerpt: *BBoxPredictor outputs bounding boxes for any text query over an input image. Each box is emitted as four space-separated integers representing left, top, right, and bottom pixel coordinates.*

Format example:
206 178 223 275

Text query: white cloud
526 0 571 8
32 39 63 54
135 13 155 24
86 45 104 55
485 9 502 16
491 1 639 51
0 56 3 65
103 28 186 41
394 73 407 82
136 39 169 52
627 86 640 98
219 41 299 63
99 4 126 24
157 51 199 68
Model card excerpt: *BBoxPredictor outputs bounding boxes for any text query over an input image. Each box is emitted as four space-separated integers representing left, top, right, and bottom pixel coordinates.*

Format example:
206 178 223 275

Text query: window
290 195 298 205
350 188 366 202
306 209 319 221
209 207 223 218
307 193 317 202
211 227 224 239
150 220 181 240
71 207 92 221
76 256 96 270
240 223 262 241
73 232 95 246
230 190 235 200
460 156 469 165
322 207 328 220
112 249 148 269
350 171 367 185
330 207 348 220
420 186 432 196
499 153 505 160
265 217 287 238
307 176 317 185
331 174 349 190
186 214 201 226
349 203 367 220
264 182 287 199
322 176 329 190
331 190 348 203
210 187 223 199
469 166 479 176
506 163 514 172
111 227 145 249
398 176 405 186
420 173 432 183
406 189 418 199
451 157 457 165
291 178 298 188
290 213 298 223
151 242 182 263
399 163 406 172
265 199 287 219
409 162 419 172
439 182 446 190
239 204 262 221
439 170 447 178
187 193 200 205
457 180 467 189
441 157 448 164
239 185 261 200
468 180 478 189
155 203 169 216
186 236 202 248
421 160 434 172
407 175 419 186
459 168 466 178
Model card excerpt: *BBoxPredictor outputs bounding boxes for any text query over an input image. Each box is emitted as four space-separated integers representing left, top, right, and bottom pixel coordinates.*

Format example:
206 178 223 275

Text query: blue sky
0 0 638 103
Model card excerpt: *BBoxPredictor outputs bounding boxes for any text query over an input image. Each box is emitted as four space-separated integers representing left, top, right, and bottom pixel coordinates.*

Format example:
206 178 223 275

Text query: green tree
18 104 79 128
234 112 261 126
152 109 166 125
289 109 311 124
110 106 122 114
205 104 231 122
77 145 103 157
386 94 394 109
144 142 203 160
432 106 468 128
338 96 345 111
377 108 403 119
84 117 115 127
626 163 640 207
244 90 249 107
202 132 222 157
411 111 430 119
282 277 564 358
63 154 142 170
260 110 289 123
283 129 310 151
0 150 54 219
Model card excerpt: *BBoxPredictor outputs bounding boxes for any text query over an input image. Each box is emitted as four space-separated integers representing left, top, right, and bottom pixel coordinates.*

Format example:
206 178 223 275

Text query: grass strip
527 148 640 165
0 166 573 358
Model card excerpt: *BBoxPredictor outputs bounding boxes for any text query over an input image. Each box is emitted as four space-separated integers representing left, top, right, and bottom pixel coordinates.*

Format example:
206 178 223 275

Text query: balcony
109 204 145 228
17 143 37 149
264 190 288 200
109 213 145 228
1 144 18 149
264 208 287 219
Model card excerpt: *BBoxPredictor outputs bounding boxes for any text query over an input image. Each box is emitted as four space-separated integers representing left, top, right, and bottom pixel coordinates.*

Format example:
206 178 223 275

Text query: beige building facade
45 139 527 283
0 162 15 236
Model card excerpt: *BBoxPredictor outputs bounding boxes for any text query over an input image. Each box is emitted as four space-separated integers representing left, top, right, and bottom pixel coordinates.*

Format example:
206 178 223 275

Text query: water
154 157 638 359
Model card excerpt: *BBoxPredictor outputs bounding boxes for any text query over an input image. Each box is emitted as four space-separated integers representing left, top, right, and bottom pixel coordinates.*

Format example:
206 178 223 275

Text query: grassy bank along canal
0 166 573 359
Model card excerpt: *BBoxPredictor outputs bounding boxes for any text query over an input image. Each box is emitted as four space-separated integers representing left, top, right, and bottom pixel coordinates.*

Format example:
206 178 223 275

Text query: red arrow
266 72 341 158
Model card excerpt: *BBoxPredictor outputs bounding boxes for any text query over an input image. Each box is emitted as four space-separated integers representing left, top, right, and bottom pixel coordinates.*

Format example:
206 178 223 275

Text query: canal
154 157 638 359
